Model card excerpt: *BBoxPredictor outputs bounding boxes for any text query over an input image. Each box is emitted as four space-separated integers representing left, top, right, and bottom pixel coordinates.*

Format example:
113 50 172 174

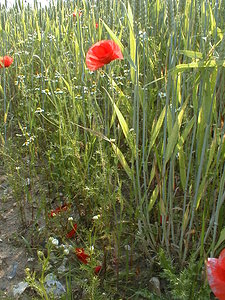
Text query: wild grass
0 0 225 299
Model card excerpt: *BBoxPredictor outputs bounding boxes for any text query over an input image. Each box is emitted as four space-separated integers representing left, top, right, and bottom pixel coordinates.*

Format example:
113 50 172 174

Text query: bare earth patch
0 171 33 299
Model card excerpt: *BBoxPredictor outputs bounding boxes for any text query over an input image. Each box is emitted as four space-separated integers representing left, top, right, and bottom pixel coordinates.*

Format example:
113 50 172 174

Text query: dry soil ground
0 169 33 299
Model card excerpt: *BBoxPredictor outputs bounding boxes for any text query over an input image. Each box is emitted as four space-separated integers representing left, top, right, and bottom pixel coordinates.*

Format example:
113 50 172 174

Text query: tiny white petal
124 244 131 251
52 238 59 246
63 249 69 255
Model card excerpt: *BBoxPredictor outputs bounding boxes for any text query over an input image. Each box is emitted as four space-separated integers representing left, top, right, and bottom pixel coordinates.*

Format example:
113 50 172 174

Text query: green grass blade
147 105 166 157
111 142 132 180
165 97 188 164
103 87 129 140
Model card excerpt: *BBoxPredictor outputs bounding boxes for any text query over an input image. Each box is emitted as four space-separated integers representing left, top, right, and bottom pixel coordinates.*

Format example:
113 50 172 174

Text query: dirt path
0 170 30 299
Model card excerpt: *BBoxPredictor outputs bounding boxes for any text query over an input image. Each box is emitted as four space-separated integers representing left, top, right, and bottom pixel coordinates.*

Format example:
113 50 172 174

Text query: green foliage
159 249 211 300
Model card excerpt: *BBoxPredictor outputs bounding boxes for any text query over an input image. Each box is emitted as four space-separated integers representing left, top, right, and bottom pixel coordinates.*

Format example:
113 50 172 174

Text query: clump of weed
158 249 211 300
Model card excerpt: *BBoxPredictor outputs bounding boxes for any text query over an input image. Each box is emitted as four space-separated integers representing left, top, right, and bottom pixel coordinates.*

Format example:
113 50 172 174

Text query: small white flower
27 257 35 262
35 107 44 113
63 248 69 255
90 245 94 252
54 89 64 94
37 250 44 258
92 215 100 220
22 141 30 147
68 217 73 221
124 244 131 251
51 238 59 246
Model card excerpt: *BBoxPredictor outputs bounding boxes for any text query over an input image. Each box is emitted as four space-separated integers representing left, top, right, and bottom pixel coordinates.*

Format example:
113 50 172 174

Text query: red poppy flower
0 56 13 68
86 40 123 71
95 23 99 29
66 223 77 239
94 265 102 274
75 248 90 264
49 203 69 217
207 249 225 300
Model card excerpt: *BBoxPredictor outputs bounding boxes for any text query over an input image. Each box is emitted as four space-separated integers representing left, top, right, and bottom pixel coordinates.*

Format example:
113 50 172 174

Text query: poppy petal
66 223 77 239
94 265 102 274
49 203 70 217
207 253 225 300
0 56 13 68
75 248 90 264
86 40 123 71
219 249 225 271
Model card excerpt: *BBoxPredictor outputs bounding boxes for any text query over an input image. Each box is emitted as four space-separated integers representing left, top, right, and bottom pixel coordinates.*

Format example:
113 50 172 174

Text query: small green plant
25 248 52 300
159 249 211 300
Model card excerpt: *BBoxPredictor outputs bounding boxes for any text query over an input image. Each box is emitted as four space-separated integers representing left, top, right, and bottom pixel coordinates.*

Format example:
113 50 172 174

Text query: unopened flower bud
51 238 59 246
63 248 69 255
